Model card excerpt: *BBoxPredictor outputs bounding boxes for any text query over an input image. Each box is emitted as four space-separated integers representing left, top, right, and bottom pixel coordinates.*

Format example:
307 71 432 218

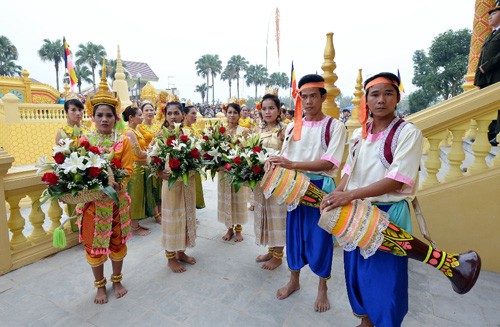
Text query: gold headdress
85 59 121 117
489 0 500 14
185 99 194 107
265 86 279 96
64 92 80 101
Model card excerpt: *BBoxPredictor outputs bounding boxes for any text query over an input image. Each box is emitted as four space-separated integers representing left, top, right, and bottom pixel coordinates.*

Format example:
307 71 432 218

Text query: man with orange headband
323 72 421 326
268 74 346 312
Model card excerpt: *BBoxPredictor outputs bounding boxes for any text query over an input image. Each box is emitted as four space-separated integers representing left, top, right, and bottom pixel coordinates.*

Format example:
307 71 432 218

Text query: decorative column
0 149 14 274
47 200 63 233
321 32 340 119
462 0 495 91
27 190 49 244
421 131 448 189
112 45 132 110
345 69 363 139
469 111 498 174
21 70 32 102
444 122 469 182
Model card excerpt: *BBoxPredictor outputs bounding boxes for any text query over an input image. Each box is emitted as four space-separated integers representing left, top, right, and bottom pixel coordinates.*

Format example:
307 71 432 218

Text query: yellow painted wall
412 167 500 272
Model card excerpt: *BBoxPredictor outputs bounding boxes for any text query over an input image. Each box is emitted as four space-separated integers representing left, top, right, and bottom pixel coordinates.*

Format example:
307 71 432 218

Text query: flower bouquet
223 133 276 192
36 137 126 205
199 120 234 180
148 123 205 189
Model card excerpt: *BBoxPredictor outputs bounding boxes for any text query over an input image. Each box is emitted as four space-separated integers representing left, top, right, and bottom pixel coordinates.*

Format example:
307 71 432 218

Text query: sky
1 0 476 104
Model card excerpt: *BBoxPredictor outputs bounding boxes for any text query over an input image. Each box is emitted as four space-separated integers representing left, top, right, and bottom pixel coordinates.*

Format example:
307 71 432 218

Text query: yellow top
137 123 159 145
57 125 89 144
182 124 202 137
124 126 147 162
238 117 254 129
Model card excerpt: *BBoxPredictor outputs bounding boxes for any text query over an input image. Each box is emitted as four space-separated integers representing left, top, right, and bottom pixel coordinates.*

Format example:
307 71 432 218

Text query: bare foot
177 252 196 265
276 280 300 300
112 282 128 299
256 252 273 262
132 226 151 236
222 229 234 241
357 316 375 327
314 285 330 312
261 257 282 270
168 259 186 273
234 231 244 242
154 214 161 224
94 287 108 304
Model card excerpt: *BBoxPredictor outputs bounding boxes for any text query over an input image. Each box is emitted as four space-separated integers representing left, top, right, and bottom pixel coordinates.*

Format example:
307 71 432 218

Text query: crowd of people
53 66 483 326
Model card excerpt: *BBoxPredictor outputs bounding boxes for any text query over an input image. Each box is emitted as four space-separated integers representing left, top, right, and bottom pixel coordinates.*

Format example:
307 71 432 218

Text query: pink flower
224 163 232 171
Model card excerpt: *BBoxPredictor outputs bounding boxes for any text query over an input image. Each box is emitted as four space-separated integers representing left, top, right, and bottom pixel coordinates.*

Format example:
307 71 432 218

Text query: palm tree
0 36 22 76
245 64 268 99
208 55 222 105
195 83 207 103
221 64 237 99
38 38 63 90
74 64 92 94
227 55 249 100
268 72 289 89
195 55 212 104
75 42 107 90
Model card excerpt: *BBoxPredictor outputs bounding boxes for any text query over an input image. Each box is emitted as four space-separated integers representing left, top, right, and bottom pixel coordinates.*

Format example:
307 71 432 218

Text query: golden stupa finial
85 59 121 116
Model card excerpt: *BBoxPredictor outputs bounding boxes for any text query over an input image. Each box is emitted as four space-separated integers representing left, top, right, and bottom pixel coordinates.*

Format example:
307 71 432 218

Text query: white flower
86 152 106 168
53 138 73 155
220 142 230 152
60 152 87 174
35 156 54 175
147 143 160 157
172 139 187 151
256 151 271 164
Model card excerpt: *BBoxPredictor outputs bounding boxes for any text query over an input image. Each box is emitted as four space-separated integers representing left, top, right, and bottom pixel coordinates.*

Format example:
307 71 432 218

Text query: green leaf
168 175 176 190
234 181 243 193
248 180 257 191
102 185 119 205
182 172 189 185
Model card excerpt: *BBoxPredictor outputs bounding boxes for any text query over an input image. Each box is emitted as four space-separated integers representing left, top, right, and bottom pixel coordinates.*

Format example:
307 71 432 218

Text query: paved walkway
1 178 499 326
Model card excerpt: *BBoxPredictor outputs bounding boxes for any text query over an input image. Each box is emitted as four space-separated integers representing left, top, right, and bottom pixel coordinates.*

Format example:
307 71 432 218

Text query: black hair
363 72 400 98
93 104 118 119
122 106 140 122
182 104 196 115
162 102 184 128
261 94 281 109
287 109 294 115
64 98 84 113
227 103 241 114
298 74 327 96
141 102 156 111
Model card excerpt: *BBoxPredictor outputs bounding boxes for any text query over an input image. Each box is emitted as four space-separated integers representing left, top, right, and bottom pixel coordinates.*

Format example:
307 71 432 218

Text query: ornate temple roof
122 60 159 82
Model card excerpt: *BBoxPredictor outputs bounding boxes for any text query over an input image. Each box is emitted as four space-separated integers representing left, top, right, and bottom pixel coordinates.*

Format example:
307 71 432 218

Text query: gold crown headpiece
265 86 279 96
85 59 121 117
166 93 180 103
64 92 80 101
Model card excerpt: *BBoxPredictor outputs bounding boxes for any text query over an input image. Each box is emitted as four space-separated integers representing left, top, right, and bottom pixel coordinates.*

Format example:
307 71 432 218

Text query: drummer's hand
268 155 295 170
321 190 353 212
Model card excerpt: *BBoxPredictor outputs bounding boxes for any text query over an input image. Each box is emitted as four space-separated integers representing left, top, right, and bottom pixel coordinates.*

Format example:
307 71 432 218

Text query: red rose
190 149 200 159
152 156 162 165
88 167 102 178
110 159 121 169
41 172 59 186
88 146 101 154
169 158 181 169
224 163 232 171
167 136 176 146
53 152 65 164
180 135 189 143
202 135 209 141
203 153 213 160
253 166 262 175
233 156 242 165
79 138 90 149
219 126 226 134
253 146 262 153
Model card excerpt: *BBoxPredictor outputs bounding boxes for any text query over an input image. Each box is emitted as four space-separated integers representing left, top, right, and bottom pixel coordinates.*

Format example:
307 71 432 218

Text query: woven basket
59 189 105 204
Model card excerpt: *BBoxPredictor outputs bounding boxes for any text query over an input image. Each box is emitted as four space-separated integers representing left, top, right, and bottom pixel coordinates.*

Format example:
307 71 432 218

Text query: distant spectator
55 93 65 104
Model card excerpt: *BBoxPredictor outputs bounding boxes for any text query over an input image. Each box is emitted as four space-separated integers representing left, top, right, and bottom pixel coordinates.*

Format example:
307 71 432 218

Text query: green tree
195 83 207 103
336 92 353 109
74 64 92 94
208 55 222 105
221 64 237 99
76 42 107 90
227 55 249 100
245 64 268 99
38 38 63 90
410 28 471 112
195 54 212 104
0 36 22 76
268 72 289 89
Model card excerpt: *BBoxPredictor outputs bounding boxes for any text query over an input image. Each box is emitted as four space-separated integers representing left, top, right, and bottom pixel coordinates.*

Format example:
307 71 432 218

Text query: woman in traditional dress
253 94 287 270
218 103 250 242
78 82 133 304
182 103 205 209
138 102 162 223
123 105 150 236
56 97 88 232
160 102 197 273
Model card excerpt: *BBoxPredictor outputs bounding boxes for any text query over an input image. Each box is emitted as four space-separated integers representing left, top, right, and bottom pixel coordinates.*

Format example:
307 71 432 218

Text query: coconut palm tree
208 55 222 105
227 55 249 100
74 64 92 94
221 64 237 99
75 42 107 91
195 83 207 104
38 38 64 90
268 72 289 89
195 55 212 104
0 36 22 76
245 64 268 99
